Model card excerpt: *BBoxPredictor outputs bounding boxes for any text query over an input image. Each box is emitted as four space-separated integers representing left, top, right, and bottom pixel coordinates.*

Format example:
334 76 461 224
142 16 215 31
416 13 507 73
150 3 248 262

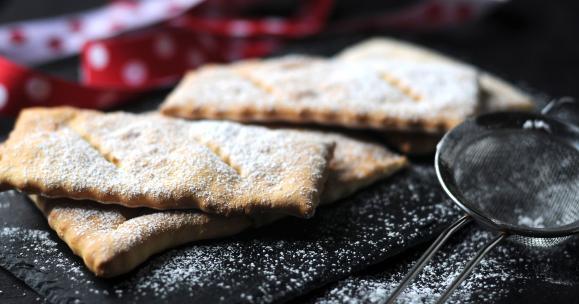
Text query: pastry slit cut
193 139 243 177
235 70 276 96
76 132 122 168
238 60 425 103
379 72 422 102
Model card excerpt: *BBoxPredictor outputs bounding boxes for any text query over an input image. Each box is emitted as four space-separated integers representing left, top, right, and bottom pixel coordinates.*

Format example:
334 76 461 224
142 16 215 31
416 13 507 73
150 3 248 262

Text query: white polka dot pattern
88 44 109 70
26 78 51 102
122 61 148 86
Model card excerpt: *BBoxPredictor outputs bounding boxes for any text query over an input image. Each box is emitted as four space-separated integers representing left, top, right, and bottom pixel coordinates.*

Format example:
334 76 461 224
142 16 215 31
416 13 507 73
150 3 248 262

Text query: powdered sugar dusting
0 166 463 303
162 55 479 127
101 166 459 302
5 167 578 303
518 215 546 228
311 227 579 304
0 109 333 217
0 226 87 279
24 127 405 277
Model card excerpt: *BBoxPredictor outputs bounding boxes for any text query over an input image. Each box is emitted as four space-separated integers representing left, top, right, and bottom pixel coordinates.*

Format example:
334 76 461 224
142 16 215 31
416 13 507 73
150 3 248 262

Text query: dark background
1 0 578 303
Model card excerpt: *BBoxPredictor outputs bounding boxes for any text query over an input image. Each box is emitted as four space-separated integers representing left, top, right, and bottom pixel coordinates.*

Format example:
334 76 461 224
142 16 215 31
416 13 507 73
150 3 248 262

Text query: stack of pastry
0 108 407 277
0 38 533 277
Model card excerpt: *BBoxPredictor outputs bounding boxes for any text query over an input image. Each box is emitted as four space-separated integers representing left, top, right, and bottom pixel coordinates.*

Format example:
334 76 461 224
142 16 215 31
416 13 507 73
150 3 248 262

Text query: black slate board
3 1 579 300
0 166 461 304
305 226 579 304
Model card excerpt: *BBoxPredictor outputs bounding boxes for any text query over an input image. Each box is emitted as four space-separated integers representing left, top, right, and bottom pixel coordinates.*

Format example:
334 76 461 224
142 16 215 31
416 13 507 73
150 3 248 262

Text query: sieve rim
435 112 579 238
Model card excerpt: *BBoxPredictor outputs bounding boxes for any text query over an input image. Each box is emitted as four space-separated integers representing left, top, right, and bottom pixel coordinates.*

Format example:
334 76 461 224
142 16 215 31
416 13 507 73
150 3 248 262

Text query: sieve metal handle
385 214 472 304
436 233 507 304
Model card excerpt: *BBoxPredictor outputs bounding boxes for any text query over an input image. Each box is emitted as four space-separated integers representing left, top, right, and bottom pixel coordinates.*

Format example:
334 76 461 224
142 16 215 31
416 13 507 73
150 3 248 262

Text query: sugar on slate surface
311 227 579 304
9 167 577 303
107 174 458 301
0 166 462 303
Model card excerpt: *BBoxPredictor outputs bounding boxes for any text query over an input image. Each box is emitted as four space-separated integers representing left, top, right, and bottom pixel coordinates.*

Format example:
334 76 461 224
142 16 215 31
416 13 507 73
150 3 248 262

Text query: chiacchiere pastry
31 195 254 278
298 131 407 204
337 37 536 155
160 54 480 134
0 107 335 218
160 38 535 154
336 37 535 113
30 130 407 277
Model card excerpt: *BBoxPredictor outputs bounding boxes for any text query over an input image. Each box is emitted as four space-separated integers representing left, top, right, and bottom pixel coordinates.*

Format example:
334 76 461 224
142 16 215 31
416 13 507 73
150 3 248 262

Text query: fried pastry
337 37 535 113
0 107 334 218
306 131 407 203
31 195 253 278
337 37 536 154
160 55 480 134
30 130 406 277
380 131 442 156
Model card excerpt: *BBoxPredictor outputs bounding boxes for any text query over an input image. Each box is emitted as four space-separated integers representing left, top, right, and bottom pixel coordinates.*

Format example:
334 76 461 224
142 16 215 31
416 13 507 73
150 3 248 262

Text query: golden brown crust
477 73 535 113
380 131 443 156
337 37 535 113
338 37 536 155
0 107 334 218
31 195 253 278
160 38 534 139
29 130 406 277
160 55 480 134
308 131 408 203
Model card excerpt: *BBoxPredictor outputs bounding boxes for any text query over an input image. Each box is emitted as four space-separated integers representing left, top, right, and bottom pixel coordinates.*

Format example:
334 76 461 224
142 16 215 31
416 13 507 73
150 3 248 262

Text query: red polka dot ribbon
0 0 498 117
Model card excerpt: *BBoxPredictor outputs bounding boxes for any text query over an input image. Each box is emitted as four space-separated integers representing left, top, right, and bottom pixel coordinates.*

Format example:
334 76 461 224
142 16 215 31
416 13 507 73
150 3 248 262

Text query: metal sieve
386 98 579 304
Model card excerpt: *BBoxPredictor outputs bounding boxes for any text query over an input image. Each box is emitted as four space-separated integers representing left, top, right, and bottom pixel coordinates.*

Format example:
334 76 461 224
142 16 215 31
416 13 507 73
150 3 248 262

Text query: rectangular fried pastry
160 55 480 134
0 107 335 218
297 130 408 204
337 37 535 154
31 195 254 278
336 37 535 113
30 130 407 277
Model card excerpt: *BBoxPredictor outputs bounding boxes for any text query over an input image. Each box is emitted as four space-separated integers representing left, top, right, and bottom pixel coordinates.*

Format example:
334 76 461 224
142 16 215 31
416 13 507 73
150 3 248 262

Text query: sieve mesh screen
453 130 579 230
